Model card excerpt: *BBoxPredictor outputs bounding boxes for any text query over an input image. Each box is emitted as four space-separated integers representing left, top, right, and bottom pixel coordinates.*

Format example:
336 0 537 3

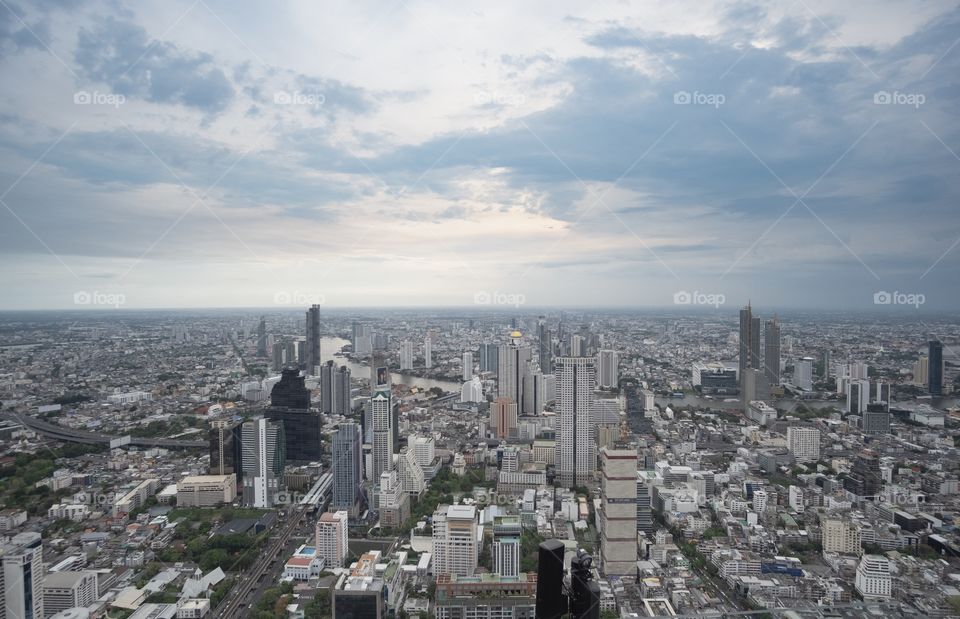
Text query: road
2 412 207 449
216 505 311 618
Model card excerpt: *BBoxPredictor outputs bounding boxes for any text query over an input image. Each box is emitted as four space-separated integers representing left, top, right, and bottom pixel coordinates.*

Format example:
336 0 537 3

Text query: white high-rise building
597 350 619 389
462 352 473 381
493 533 521 578
752 489 769 513
460 377 484 403
855 555 892 600
557 356 595 488
786 426 820 463
424 336 433 369
399 447 425 495
43 570 97 616
847 379 870 414
400 341 414 370
315 511 349 570
411 436 436 468
371 390 394 482
794 358 813 390
2 532 44 619
242 418 284 508
431 505 478 577
600 446 638 576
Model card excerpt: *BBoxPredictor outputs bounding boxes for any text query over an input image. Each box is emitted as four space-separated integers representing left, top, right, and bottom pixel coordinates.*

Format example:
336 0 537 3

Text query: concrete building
43 571 97 617
241 418 285 508
176 475 237 507
855 555 892 600
432 505 478 577
600 446 638 577
434 574 537 619
786 427 820 463
371 390 394 482
316 511 349 570
557 356 595 488
597 350 619 389
332 422 363 517
1 532 44 619
822 519 862 555
490 398 518 440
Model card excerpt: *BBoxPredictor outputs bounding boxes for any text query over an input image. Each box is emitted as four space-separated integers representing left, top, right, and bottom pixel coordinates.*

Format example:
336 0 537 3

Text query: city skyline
1 1 959 310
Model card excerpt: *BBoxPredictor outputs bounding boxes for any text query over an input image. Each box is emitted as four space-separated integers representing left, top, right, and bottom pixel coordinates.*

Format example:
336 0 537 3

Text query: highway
2 412 208 449
216 505 311 618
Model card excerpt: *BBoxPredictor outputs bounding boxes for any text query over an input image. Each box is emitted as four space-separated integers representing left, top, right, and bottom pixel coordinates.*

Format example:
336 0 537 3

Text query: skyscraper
399 340 414 370
929 340 944 396
597 350 619 389
522 371 554 416
316 511 349 570
209 418 243 486
537 316 552 373
478 343 499 374
600 445 638 576
332 423 363 516
320 360 336 414
557 356 595 488
305 304 322 375
371 390 394 482
492 515 522 578
256 315 267 357
432 505 478 577
497 332 531 404
739 303 761 395
335 365 352 416
265 369 321 463
462 351 473 381
424 336 433 369
1 532 44 619
764 317 780 385
241 418 285 508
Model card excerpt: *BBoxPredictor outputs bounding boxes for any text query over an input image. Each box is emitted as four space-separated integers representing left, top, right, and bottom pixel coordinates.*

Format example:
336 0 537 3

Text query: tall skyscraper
320 360 336 414
597 350 619 389
636 472 655 536
335 365 352 416
600 445 638 576
424 336 433 369
498 332 531 404
739 303 761 395
256 315 267 357
272 340 285 372
371 390 394 481
209 418 243 486
399 340 414 370
1 532 44 619
241 418 285 508
764 317 780 385
557 356 595 488
522 371 554 416
478 343 499 374
492 515 522 578
462 351 473 381
332 422 363 516
794 358 813 391
929 340 944 396
537 316 552 373
305 304 322 375
265 369 321 463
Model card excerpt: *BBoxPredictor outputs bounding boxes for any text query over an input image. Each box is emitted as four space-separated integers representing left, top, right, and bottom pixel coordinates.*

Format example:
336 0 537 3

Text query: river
320 337 461 392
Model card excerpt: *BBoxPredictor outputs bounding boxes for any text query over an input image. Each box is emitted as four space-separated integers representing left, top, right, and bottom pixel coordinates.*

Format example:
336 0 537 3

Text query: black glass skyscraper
265 368 321 462
929 340 943 396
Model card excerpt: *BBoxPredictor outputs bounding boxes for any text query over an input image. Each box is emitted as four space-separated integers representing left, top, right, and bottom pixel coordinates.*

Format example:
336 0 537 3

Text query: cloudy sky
1 0 959 310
